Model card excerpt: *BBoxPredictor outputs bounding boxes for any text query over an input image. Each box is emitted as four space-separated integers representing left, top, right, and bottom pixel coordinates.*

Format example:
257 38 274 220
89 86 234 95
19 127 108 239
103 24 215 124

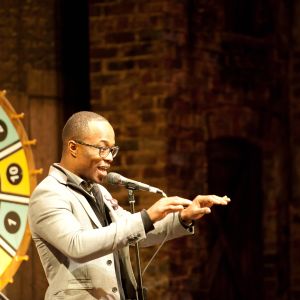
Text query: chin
88 168 108 184
95 174 106 183
96 177 104 183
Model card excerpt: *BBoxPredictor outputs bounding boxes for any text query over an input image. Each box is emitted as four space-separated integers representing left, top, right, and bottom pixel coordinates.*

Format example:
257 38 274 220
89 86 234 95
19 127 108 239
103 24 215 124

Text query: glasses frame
74 140 119 158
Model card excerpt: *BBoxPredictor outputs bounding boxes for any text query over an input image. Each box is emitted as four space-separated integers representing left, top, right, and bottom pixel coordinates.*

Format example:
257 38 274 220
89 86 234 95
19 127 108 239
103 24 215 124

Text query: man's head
60 111 117 183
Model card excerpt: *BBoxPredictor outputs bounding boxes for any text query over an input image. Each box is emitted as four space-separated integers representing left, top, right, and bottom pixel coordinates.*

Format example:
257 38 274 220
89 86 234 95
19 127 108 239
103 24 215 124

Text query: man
28 111 230 300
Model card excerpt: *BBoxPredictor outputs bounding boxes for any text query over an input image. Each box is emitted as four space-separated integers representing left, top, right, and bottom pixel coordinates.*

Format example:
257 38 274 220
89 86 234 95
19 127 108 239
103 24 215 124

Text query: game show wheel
0 91 40 291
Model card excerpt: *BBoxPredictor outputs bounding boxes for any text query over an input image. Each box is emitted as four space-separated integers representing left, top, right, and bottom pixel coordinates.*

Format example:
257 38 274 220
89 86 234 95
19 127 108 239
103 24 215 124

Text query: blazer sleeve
28 177 147 262
100 185 194 248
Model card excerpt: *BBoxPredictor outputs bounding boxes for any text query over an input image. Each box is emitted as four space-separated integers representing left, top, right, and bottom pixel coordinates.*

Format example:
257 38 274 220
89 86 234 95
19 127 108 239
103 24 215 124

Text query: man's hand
147 196 192 222
180 195 231 222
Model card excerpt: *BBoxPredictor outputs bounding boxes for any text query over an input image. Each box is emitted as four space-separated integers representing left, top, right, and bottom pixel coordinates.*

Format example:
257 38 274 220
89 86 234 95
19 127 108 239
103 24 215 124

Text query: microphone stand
128 189 146 300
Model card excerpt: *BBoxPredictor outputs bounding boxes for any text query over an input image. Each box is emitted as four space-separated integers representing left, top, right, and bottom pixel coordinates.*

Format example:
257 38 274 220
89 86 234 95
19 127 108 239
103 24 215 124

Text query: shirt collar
54 163 93 194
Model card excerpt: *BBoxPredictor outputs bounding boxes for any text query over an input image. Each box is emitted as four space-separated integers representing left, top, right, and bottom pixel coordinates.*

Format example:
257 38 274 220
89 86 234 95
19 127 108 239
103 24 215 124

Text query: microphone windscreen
106 172 122 185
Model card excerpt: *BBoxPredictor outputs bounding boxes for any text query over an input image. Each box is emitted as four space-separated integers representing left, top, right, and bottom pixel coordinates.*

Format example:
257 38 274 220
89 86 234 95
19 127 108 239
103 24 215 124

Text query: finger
223 195 231 202
192 207 211 215
165 197 192 207
164 204 185 213
211 195 231 205
183 207 211 220
195 195 230 205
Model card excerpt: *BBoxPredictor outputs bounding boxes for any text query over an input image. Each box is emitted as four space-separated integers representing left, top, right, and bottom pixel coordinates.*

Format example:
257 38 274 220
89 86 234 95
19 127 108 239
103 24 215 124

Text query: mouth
97 165 110 172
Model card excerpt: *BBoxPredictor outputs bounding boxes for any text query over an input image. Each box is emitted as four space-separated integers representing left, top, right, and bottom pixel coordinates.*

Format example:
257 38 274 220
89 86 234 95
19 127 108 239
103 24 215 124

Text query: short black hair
62 111 107 149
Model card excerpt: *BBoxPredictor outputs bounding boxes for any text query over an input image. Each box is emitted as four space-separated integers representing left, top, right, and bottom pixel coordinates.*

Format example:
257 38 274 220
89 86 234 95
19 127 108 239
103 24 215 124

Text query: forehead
84 120 115 143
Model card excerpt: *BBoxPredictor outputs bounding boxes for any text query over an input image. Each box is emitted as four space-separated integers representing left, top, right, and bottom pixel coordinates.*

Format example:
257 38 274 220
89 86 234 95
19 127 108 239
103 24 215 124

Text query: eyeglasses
74 140 119 158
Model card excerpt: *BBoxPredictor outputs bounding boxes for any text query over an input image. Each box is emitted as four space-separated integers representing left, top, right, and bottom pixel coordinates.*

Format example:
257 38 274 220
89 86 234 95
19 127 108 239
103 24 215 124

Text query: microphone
105 172 167 197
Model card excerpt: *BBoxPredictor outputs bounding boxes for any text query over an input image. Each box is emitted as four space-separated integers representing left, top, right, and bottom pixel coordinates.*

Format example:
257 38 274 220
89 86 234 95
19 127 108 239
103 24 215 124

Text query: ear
68 140 78 157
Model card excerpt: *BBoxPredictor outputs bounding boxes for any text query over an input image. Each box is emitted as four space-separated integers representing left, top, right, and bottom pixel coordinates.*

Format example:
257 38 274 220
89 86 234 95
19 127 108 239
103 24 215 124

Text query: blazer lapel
67 183 102 228
100 191 138 297
103 198 118 222
49 165 102 228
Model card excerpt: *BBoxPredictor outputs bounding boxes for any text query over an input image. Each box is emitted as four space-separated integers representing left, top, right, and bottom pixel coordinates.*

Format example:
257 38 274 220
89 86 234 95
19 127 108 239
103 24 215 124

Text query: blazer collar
49 164 103 228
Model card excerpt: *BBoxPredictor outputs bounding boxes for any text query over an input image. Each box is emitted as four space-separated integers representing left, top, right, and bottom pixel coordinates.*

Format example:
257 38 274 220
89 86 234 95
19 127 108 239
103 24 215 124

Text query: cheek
79 155 100 172
87 157 103 171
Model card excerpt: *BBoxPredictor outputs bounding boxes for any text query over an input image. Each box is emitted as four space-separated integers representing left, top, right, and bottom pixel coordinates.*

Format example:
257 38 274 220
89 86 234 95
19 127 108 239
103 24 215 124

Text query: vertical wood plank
4 95 62 300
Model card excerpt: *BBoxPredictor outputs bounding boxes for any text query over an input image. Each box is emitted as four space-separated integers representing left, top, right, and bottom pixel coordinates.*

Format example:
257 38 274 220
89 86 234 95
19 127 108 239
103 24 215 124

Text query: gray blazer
28 166 193 300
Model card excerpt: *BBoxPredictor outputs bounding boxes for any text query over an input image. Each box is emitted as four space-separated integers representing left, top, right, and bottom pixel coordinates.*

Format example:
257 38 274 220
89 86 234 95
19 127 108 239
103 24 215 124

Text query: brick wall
165 1 292 299
89 3 175 296
89 0 296 299
89 0 173 203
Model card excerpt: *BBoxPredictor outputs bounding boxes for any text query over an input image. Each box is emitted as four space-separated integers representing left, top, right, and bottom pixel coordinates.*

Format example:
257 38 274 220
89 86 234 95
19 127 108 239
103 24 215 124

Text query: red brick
90 47 118 58
105 32 135 44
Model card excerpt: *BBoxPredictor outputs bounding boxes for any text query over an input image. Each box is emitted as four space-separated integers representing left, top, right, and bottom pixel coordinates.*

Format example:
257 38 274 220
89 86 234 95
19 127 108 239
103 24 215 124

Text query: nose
104 151 113 162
